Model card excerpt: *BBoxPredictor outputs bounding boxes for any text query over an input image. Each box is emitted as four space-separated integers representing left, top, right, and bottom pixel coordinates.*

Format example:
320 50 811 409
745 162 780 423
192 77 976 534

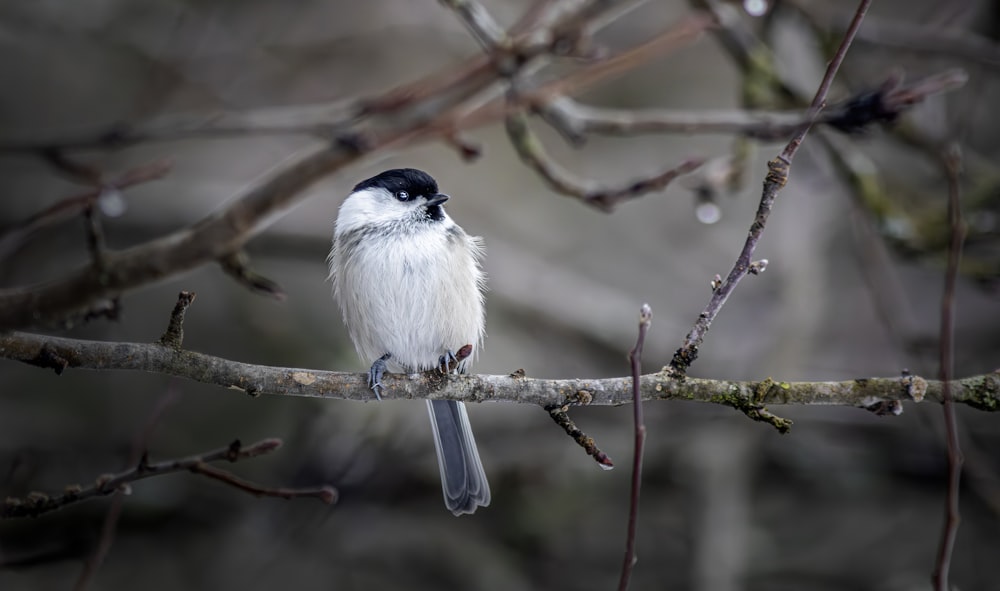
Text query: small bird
328 168 490 515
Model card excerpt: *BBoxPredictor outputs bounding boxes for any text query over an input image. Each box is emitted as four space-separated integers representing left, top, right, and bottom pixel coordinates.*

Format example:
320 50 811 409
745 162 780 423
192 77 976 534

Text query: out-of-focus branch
542 99 811 140
2 438 338 519
931 145 967 591
385 13 716 148
505 110 704 211
74 387 180 591
218 251 287 302
0 104 365 154
788 0 1000 72
1 331 997 411
0 3 706 331
440 0 510 53
0 160 172 260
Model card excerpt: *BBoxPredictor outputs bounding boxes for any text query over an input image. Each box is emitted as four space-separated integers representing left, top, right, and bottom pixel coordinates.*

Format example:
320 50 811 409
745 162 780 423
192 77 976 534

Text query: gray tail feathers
426 400 491 516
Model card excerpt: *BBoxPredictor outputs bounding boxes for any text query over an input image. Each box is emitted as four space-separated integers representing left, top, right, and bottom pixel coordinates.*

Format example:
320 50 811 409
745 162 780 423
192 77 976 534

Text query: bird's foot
368 353 391 400
438 349 458 375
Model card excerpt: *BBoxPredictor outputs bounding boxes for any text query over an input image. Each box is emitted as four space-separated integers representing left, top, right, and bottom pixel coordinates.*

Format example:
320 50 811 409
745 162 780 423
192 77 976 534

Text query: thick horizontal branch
1 332 997 411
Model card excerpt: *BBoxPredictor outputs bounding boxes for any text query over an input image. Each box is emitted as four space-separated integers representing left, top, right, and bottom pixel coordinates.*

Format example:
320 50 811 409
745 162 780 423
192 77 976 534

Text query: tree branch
2 438 337 519
0 3 707 332
932 144 967 591
545 400 615 468
504 109 704 211
1 331 996 411
74 387 180 591
617 303 651 591
670 0 872 375
0 142 356 330
440 0 510 54
0 159 172 263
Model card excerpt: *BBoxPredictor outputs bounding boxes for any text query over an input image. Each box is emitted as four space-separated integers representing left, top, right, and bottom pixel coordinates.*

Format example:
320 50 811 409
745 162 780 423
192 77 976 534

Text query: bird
328 168 490 515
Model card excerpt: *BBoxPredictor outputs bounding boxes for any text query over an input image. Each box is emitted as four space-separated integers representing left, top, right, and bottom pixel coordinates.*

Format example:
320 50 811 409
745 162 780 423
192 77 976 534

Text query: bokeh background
2 1 999 589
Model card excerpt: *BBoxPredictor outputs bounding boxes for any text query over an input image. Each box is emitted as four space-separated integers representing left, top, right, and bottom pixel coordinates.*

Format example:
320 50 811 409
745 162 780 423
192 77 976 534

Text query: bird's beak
425 193 450 207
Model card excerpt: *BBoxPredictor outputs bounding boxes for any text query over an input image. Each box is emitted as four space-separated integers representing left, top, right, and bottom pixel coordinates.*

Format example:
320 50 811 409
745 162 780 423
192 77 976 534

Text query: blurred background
1 0 999 589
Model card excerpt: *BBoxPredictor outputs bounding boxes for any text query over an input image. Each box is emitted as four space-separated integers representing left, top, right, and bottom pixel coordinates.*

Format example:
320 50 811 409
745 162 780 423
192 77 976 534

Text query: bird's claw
438 349 458 374
368 353 391 400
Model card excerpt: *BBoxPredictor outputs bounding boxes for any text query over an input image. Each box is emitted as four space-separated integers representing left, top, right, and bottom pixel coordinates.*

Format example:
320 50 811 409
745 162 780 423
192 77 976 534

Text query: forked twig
2 438 337 519
670 0 874 383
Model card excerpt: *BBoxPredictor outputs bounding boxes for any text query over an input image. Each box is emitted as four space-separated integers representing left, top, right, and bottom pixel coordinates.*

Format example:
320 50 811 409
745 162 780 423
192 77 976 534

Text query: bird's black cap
353 168 439 197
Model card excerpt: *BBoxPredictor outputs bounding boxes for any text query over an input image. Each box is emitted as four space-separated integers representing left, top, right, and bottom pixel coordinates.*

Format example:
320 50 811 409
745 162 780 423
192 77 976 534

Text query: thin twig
378 13 716 153
533 13 716 101
0 1 662 331
1 331 998 410
40 150 103 185
545 401 614 468
440 0 510 53
0 160 172 262
789 1 1000 72
505 109 704 211
781 0 873 162
82 206 108 271
670 0 873 378
539 68 965 142
158 291 196 349
219 252 287 301
442 132 483 161
2 438 336 519
74 387 180 591
188 462 336 502
543 99 813 140
617 304 652 591
931 144 966 591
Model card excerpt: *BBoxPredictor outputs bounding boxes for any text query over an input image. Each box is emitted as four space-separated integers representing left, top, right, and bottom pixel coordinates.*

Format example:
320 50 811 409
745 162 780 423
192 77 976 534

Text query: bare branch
440 0 510 54
824 69 968 134
82 205 108 270
781 0 873 161
540 69 966 142
545 394 615 469
505 110 704 211
2 438 337 519
187 462 336 503
670 0 872 375
158 291 196 349
219 251 287 301
74 387 180 591
1 331 997 411
531 13 715 101
0 160 172 262
0 142 354 330
932 144 967 591
793 1 1000 72
441 131 483 161
542 99 811 140
0 104 363 154
0 2 701 331
618 303 651 591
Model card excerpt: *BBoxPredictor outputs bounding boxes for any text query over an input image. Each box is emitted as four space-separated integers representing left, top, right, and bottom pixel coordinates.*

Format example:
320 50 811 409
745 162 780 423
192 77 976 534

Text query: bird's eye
395 190 410 201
